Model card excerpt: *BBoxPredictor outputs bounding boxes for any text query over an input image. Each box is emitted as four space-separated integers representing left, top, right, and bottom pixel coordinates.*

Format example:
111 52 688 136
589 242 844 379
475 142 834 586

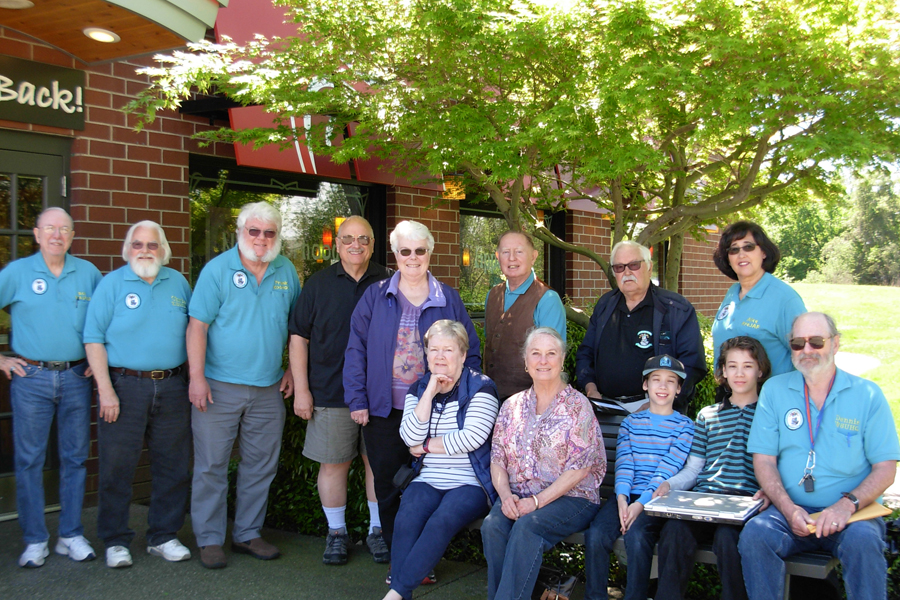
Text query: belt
21 357 86 371
109 365 184 380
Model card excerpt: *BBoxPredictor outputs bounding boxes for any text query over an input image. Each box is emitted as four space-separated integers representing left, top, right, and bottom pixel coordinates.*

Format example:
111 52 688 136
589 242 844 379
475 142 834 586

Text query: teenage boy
584 355 694 600
654 337 772 600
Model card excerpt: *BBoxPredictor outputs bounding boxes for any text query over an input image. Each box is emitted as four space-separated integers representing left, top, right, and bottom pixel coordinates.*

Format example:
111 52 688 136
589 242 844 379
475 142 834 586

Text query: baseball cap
642 354 687 380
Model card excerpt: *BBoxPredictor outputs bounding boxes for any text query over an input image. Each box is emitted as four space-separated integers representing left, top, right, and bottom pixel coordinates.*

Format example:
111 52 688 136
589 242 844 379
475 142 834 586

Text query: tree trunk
664 233 684 292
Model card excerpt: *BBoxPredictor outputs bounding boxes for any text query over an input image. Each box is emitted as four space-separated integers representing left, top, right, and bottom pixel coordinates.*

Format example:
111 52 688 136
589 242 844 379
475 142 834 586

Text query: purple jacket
344 272 481 418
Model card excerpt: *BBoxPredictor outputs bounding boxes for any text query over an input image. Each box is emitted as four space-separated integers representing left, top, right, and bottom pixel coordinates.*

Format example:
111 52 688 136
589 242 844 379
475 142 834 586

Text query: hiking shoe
323 529 349 565
366 527 390 563
19 542 49 568
148 539 191 562
199 545 227 569
106 545 133 568
55 535 96 562
232 537 280 560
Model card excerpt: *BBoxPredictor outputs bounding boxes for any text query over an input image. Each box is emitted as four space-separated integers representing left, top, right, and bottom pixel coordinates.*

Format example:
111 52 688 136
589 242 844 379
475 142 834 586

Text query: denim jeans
482 494 600 600
97 371 191 548
738 505 887 600
656 519 746 600
391 482 490 599
11 362 92 544
584 496 666 600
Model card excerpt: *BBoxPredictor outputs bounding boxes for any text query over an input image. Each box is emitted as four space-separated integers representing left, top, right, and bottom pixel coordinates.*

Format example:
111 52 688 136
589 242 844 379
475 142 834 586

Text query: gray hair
522 326 566 360
390 220 434 254
236 201 282 235
610 240 651 266
121 220 172 264
36 206 74 229
792 312 840 338
424 319 469 354
337 215 374 238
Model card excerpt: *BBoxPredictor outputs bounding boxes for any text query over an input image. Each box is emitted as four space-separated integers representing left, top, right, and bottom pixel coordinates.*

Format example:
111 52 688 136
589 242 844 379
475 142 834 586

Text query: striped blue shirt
692 400 759 495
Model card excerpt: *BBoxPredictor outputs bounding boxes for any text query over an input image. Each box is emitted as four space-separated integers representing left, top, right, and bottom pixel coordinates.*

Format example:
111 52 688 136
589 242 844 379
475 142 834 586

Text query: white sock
368 501 381 533
323 505 346 532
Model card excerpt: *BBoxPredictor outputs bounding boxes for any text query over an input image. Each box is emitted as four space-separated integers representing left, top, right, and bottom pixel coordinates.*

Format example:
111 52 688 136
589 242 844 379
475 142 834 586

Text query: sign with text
0 55 85 130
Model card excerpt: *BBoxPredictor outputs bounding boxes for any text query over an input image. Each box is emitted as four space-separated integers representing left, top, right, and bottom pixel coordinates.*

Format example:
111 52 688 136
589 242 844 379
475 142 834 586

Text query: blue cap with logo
642 354 687 380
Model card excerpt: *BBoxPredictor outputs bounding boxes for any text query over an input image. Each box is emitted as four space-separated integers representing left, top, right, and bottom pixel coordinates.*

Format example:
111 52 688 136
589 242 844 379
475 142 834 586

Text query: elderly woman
482 327 606 600
383 320 499 600
712 221 806 376
344 220 481 567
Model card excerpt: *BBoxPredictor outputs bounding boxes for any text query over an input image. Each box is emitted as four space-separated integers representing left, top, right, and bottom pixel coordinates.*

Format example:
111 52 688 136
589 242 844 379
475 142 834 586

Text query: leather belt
109 365 184 380
21 357 86 371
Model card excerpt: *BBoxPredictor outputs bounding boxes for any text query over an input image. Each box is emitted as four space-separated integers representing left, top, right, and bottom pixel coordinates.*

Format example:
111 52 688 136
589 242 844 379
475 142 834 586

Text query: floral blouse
491 384 606 504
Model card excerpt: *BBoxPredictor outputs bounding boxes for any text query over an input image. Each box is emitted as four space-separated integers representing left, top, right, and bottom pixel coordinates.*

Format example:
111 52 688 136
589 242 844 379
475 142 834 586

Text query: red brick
80 190 111 206
88 74 126 95
69 205 88 221
0 118 29 130
160 117 196 137
112 126 146 145
113 193 148 208
81 122 111 140
162 150 188 166
69 238 86 254
89 174 126 191
162 212 190 228
127 209 161 223
0 38 31 59
113 62 146 82
149 164 182 181
91 141 126 159
73 156 110 173
32 123 75 136
89 239 125 255
126 80 151 96
70 172 89 189
127 178 161 194
112 224 131 239
149 196 182 211
89 206 126 223
128 145 162 163
77 221 112 239
162 181 188 196
148 132 182 150
112 160 147 177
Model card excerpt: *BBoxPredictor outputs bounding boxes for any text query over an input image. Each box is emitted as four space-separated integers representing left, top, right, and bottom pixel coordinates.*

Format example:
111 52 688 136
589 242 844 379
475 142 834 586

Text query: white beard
130 255 162 280
239 235 282 264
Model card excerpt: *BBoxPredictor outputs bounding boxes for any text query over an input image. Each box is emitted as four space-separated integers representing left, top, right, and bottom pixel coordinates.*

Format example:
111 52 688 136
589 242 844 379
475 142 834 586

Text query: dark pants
98 371 191 548
656 519 747 600
361 408 409 551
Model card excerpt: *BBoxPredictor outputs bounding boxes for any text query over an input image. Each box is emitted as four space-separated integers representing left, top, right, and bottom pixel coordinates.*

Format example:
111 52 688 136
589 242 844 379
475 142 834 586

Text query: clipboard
806 501 892 533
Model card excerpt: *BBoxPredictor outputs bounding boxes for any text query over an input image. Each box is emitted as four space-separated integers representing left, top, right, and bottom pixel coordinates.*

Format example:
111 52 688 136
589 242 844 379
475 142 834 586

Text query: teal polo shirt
83 265 191 370
711 272 806 376
189 246 300 387
748 369 900 508
0 252 101 361
483 270 567 341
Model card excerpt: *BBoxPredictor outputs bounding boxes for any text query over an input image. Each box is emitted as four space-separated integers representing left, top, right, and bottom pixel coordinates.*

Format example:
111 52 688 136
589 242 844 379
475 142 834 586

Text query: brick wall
566 210 613 307
680 231 734 318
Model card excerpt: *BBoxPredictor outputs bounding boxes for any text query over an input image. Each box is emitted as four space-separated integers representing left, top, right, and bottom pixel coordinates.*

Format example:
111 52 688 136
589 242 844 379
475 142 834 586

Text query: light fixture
83 27 120 43
462 248 470 267
0 1 35 8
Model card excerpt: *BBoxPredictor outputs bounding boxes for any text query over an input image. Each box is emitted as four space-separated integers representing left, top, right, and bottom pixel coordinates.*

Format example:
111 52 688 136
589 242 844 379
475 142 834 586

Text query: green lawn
792 282 900 433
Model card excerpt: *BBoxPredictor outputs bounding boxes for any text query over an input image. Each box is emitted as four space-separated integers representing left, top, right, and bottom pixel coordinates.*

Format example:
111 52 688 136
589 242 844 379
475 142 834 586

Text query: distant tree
849 174 900 285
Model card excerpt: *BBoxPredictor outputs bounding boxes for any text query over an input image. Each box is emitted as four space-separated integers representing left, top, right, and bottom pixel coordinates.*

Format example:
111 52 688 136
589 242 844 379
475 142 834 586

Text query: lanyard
803 371 836 450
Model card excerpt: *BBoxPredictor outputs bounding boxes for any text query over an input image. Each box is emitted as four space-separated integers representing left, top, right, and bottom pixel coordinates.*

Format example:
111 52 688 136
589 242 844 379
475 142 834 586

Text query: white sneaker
55 535 96 562
19 542 49 568
106 545 133 568
147 539 191 562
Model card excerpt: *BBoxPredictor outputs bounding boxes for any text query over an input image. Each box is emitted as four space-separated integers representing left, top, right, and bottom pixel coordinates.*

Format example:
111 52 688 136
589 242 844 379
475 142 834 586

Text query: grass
792 282 900 433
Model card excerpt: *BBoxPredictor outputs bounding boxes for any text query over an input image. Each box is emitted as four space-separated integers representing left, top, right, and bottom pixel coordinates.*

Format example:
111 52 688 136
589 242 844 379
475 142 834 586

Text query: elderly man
739 312 900 599
83 221 192 568
483 230 566 400
0 207 101 568
575 240 705 413
187 201 300 570
288 215 390 565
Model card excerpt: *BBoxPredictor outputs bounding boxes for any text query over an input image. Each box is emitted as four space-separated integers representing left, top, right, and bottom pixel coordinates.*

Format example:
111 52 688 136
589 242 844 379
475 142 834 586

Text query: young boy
654 336 771 600
584 355 695 600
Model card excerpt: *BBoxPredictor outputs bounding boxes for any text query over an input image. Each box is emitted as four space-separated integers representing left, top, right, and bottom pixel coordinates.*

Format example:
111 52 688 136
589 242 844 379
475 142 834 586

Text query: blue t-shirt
83 265 191 370
712 272 806 375
0 252 101 361
748 369 900 508
189 246 300 387
483 270 567 341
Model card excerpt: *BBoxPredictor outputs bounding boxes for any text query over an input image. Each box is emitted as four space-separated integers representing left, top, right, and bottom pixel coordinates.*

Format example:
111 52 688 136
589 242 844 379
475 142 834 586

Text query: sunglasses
727 242 758 255
611 260 644 274
131 241 160 251
399 247 428 257
789 336 832 351
340 234 371 246
247 227 277 239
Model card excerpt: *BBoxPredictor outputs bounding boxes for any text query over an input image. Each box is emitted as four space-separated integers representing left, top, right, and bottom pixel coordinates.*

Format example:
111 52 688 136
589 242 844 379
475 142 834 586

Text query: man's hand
293 389 313 420
0 355 27 379
280 369 294 399
98 388 121 423
813 500 854 539
789 505 814 537
351 409 369 426
753 489 771 511
501 494 521 520
190 374 213 412
584 382 602 400
621 501 644 534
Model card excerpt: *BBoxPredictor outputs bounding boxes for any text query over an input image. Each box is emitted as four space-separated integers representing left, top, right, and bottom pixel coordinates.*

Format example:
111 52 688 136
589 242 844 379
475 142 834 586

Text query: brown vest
483 277 551 400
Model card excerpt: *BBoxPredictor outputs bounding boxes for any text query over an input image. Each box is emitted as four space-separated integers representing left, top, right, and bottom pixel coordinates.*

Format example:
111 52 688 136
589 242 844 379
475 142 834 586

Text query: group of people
0 206 896 600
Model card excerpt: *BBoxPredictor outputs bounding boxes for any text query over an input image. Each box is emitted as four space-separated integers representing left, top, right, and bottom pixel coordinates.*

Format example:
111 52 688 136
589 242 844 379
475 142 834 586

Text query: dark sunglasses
611 260 643 274
247 227 277 239
789 336 832 351
399 247 428 257
727 242 758 255
131 241 160 251
340 234 371 246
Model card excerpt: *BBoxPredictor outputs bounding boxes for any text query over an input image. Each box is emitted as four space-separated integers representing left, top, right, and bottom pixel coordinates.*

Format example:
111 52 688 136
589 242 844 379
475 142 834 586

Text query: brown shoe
231 537 280 560
199 545 227 569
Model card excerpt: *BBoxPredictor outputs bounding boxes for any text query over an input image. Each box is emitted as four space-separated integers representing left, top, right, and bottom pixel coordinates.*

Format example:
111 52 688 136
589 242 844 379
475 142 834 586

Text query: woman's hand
409 444 425 458
621 501 644 534
500 495 521 520
515 495 540 518
652 482 670 498
616 495 630 532
430 373 455 394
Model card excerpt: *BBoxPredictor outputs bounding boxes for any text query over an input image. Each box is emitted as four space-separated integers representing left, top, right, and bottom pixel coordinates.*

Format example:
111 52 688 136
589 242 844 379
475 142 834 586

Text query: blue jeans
482 494 600 600
739 505 887 600
391 482 490 599
97 371 191 548
11 362 92 544
584 496 665 600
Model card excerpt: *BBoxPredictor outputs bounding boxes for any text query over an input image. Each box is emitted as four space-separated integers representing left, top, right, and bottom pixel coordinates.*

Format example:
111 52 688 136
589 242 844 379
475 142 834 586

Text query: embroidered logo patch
635 330 652 349
31 278 47 294
717 303 733 321
785 408 803 431
233 271 248 289
125 293 141 309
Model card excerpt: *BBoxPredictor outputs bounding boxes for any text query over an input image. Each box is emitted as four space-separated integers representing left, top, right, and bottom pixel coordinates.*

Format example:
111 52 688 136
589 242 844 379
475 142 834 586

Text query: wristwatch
841 492 859 512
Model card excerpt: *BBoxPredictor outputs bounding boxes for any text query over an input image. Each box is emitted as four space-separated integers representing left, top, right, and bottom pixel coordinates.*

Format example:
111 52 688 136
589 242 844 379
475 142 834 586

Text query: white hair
36 206 74 229
236 201 282 234
389 220 434 253
121 220 171 265
610 240 651 265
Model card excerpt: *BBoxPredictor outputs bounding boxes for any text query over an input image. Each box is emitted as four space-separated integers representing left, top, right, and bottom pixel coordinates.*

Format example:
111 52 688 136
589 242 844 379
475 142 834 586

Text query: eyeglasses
789 336 832 351
611 260 644 274
40 225 72 235
399 247 428 257
340 234 371 246
131 241 160 251
246 227 277 239
727 242 758 255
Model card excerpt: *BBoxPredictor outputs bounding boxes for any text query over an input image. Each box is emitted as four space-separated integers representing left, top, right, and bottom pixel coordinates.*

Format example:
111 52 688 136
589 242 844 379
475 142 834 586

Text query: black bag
392 455 422 490
531 565 578 600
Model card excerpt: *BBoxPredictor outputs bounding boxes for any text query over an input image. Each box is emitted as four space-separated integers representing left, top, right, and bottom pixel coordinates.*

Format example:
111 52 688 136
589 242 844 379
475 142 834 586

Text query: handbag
392 454 422 490
531 565 578 600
